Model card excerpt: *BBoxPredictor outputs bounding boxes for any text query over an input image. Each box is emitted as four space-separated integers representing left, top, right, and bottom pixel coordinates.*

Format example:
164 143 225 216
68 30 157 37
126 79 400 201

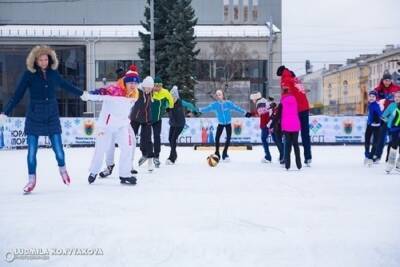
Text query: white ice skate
261 158 272 163
364 158 373 167
395 158 400 172
385 148 397 174
148 158 154 172
23 175 36 194
165 159 174 165
305 159 312 167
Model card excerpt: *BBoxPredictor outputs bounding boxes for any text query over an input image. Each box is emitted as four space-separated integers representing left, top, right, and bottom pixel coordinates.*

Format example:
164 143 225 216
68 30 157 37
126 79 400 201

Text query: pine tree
138 0 175 81
164 0 199 100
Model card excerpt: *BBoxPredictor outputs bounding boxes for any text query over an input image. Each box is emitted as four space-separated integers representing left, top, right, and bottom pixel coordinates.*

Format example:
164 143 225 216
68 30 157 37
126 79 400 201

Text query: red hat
124 64 141 83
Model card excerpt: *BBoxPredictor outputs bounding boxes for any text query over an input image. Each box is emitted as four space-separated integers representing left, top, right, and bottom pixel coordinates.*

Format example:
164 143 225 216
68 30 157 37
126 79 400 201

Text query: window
243 0 249 22
233 0 239 21
224 0 229 22
0 62 2 87
96 60 143 81
252 0 258 22
195 60 212 80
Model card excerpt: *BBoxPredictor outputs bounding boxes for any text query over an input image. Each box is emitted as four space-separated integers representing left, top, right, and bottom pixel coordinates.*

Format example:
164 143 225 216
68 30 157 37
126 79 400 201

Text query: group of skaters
0 45 314 194
365 72 400 173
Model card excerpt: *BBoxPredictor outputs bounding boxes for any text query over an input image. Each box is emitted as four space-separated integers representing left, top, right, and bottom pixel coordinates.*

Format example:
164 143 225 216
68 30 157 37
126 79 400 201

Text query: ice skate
385 148 397 174
23 175 36 194
99 164 115 178
131 169 138 174
88 173 97 184
395 158 400 172
305 159 311 167
153 157 161 168
165 159 174 165
147 158 154 172
138 156 148 166
120 176 137 185
59 167 71 185
261 158 271 163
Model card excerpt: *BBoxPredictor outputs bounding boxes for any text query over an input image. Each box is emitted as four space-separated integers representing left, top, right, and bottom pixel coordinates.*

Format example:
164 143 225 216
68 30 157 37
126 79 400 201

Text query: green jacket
151 88 174 122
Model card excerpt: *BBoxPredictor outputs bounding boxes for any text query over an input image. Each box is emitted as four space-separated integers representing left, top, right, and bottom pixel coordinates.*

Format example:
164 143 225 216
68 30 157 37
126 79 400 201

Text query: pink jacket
281 94 301 132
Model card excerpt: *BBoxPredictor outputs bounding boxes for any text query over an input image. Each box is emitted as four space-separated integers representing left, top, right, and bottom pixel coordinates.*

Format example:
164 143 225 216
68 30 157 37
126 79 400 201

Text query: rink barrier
0 116 368 149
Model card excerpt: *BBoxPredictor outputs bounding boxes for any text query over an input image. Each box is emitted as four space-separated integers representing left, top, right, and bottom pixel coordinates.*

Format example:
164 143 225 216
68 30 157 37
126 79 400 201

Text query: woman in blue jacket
199 89 250 161
0 45 83 193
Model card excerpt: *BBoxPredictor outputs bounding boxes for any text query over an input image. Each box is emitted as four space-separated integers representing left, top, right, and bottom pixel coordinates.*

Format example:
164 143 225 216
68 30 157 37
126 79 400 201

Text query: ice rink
0 145 399 267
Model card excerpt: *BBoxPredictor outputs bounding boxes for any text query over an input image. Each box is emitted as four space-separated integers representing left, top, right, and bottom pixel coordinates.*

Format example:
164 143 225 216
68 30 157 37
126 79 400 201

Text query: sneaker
148 158 154 172
153 157 161 168
120 176 137 185
23 175 36 194
99 164 115 178
261 158 272 163
88 173 97 184
165 159 174 165
138 156 148 166
131 169 138 175
59 167 71 185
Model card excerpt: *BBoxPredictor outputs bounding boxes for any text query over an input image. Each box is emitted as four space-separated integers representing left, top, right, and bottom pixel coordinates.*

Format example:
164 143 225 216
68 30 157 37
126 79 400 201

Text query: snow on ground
0 145 400 267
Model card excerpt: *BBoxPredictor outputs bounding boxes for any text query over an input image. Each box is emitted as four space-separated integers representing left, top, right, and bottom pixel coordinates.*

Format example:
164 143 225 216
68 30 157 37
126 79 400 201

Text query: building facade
0 0 282 116
367 46 400 88
299 68 326 114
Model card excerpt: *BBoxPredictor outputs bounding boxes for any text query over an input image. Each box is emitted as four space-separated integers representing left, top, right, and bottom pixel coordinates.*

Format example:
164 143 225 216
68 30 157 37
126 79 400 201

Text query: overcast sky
282 0 400 75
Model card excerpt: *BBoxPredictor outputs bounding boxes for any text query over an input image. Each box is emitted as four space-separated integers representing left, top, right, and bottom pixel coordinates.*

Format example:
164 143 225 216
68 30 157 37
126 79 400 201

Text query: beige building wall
368 50 400 89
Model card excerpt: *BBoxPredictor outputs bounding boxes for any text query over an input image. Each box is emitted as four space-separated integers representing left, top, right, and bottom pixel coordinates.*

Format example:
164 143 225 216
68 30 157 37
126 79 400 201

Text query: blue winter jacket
3 69 83 135
199 100 246 125
367 101 382 127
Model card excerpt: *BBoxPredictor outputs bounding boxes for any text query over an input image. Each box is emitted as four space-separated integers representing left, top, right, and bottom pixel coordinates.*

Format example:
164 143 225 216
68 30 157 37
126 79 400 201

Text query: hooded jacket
151 88 174 123
374 80 400 110
281 93 301 133
130 87 153 124
2 45 83 136
280 68 310 112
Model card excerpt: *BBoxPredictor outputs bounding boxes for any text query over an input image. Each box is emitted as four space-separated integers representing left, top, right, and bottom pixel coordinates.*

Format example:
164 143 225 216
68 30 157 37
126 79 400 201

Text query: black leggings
364 125 380 159
131 121 153 158
168 126 184 162
215 124 232 157
284 132 301 169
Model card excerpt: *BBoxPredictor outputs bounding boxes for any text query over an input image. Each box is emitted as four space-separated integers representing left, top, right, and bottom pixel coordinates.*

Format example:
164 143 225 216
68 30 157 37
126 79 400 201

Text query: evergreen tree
164 0 199 100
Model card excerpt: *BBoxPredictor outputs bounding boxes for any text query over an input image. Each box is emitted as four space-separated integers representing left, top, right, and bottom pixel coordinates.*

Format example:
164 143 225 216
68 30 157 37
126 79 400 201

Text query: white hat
141 76 154 88
250 92 262 100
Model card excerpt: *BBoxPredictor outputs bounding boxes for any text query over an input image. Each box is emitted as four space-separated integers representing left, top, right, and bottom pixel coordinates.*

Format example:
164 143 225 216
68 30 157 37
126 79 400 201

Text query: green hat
154 76 163 84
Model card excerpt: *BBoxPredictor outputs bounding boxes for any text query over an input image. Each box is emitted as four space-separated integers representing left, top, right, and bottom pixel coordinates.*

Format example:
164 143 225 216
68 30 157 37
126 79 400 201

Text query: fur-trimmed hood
26 45 59 73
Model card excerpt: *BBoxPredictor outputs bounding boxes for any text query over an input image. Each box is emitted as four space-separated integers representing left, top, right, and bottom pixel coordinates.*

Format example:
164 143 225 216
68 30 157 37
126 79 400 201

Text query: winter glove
245 112 252 118
0 113 7 126
80 91 89 102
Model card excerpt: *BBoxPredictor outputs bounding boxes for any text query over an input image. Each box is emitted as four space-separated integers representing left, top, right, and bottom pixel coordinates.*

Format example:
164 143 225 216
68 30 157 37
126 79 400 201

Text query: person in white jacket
81 80 138 185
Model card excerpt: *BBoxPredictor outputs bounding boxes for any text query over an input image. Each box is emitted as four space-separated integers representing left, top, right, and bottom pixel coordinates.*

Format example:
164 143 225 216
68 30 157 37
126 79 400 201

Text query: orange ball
207 154 220 167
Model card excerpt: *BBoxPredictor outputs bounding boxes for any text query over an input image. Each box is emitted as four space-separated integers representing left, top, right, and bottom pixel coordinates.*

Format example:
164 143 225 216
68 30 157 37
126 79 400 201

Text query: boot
138 156 148 166
59 166 71 185
385 148 397 174
120 176 137 185
88 173 97 184
23 174 36 194
99 164 115 178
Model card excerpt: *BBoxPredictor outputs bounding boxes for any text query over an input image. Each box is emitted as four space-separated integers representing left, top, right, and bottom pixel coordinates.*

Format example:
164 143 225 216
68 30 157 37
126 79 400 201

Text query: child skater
281 87 302 170
81 73 139 185
249 92 273 163
364 91 382 165
381 91 400 173
199 89 251 161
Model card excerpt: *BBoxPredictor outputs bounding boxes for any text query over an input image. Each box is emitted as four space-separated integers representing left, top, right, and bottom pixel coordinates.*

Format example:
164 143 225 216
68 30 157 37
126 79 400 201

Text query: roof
0 24 280 39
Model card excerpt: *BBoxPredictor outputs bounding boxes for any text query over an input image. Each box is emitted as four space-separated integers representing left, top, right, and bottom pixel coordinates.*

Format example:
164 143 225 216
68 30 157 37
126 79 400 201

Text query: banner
0 116 368 149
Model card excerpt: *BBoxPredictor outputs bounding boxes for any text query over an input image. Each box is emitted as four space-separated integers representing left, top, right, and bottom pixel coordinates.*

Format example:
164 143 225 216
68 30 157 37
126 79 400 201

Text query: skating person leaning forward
150 77 174 168
130 76 156 172
0 45 84 193
81 80 137 185
199 89 250 161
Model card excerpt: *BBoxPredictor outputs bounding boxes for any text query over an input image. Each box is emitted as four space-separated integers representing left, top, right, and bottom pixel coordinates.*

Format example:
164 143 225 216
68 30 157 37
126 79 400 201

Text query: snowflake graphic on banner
14 119 22 128
64 121 72 129
74 118 80 125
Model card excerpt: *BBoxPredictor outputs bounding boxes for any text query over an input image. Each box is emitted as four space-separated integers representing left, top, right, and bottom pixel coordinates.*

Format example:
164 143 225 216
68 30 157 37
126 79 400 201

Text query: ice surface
0 145 399 267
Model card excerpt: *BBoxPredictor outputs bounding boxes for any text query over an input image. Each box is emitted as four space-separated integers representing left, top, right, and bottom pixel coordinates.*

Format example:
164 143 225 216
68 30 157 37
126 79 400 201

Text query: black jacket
130 89 153 124
168 99 186 127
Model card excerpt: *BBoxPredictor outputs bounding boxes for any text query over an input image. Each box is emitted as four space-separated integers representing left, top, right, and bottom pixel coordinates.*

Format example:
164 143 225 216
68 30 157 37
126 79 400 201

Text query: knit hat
154 76 163 85
250 92 262 100
123 64 141 84
368 90 378 97
141 76 154 88
170 85 180 99
276 65 286 76
383 73 392 80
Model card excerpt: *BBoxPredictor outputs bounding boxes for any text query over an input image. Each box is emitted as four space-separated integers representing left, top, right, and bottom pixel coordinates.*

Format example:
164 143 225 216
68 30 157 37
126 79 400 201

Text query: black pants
131 121 153 158
168 126 184 163
364 125 380 159
152 120 162 158
215 124 232 158
284 132 301 169
272 129 284 162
